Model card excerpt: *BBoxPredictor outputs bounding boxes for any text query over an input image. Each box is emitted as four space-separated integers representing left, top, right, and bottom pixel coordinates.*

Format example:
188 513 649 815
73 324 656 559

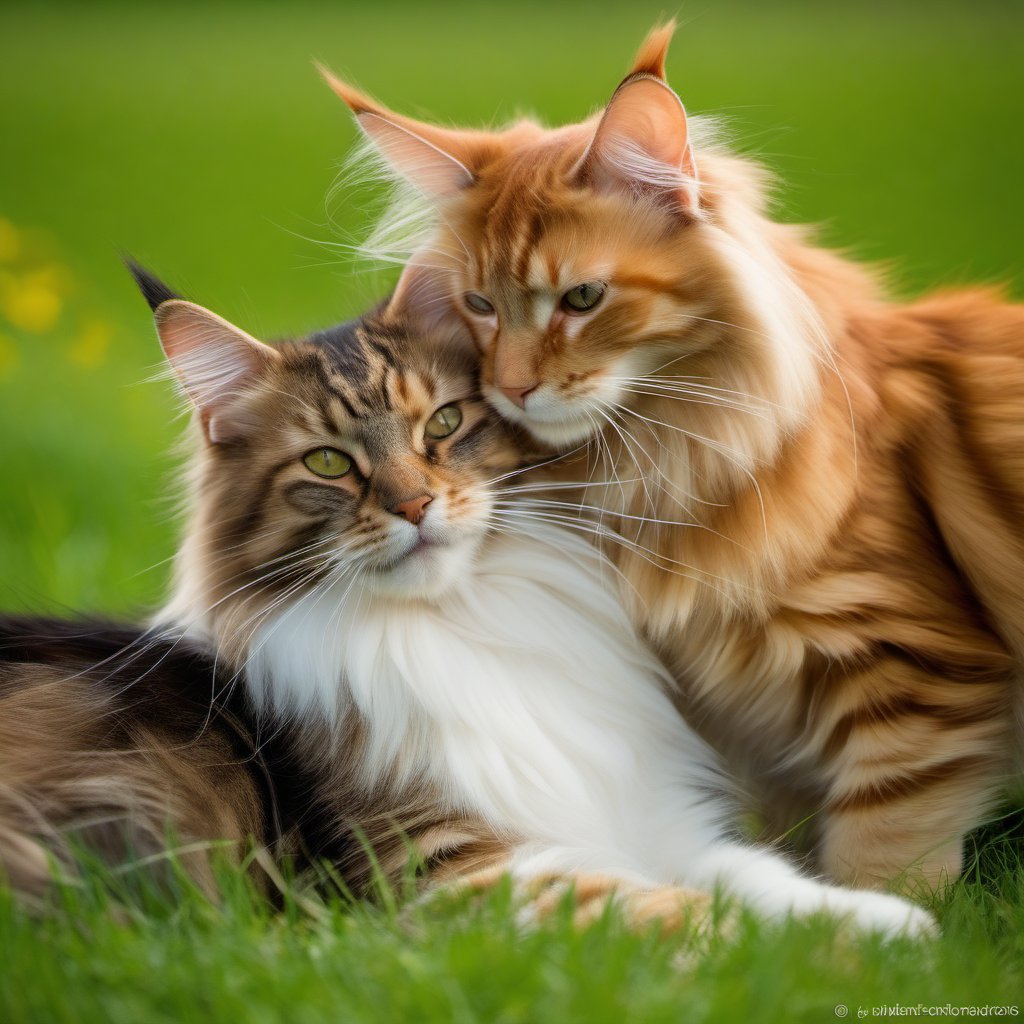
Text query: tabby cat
0 263 934 936
323 22 1024 891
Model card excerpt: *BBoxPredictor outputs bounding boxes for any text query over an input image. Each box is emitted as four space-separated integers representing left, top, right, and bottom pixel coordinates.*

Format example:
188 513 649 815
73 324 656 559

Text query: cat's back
0 617 273 899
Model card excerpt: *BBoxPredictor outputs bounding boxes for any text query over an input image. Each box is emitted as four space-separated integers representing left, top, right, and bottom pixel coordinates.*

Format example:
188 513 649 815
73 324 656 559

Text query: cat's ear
577 21 699 215
387 255 474 348
148 294 279 445
319 64 482 198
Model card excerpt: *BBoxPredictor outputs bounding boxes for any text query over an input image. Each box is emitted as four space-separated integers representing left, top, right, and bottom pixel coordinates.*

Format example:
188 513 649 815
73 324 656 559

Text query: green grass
2 835 1023 1024
1 1 1022 1020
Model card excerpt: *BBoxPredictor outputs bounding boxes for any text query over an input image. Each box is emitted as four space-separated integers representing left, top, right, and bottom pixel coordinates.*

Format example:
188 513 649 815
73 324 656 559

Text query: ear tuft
318 62 482 199
316 61 380 117
629 20 677 80
124 257 180 312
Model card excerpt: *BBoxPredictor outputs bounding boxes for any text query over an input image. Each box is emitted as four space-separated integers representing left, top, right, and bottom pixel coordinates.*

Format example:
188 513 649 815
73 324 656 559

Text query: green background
1 0 1022 615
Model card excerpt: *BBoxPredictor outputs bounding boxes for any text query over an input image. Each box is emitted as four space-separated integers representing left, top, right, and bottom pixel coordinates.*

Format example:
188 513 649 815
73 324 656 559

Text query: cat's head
323 23 792 450
130 263 523 629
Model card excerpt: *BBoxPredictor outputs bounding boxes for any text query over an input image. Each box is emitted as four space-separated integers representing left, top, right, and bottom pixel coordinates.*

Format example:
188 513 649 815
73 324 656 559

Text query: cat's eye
561 282 606 314
464 292 495 315
303 447 352 479
424 404 463 440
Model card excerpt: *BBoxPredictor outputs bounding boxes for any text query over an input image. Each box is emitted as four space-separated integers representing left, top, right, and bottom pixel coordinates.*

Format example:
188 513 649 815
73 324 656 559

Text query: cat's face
145 288 522 605
324 23 719 450
433 175 719 448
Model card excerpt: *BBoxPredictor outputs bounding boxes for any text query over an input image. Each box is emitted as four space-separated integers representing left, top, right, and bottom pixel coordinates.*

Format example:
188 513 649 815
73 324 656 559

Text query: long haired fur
148 289 931 935
0 619 273 901
0 267 934 936
330 22 1024 890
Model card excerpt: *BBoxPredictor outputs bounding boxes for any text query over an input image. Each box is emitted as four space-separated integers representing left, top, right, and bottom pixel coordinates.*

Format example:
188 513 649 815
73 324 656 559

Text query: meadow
1 1 1022 1021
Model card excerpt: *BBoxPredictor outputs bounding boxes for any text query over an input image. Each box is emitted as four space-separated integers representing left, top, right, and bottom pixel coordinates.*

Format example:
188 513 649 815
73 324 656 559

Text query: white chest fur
238 524 932 935
245 525 718 877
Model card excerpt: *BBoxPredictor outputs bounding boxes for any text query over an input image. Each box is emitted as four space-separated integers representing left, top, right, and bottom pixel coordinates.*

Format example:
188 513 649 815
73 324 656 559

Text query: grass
0 1 1022 1020
1 836 1023 1024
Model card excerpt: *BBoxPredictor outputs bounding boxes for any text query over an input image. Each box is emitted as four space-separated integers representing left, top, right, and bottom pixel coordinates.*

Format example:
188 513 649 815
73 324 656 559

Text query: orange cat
323 23 1024 891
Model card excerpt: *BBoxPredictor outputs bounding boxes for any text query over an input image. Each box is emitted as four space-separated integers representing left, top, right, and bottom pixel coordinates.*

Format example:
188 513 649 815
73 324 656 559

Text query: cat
322 20 1024 891
130 263 932 937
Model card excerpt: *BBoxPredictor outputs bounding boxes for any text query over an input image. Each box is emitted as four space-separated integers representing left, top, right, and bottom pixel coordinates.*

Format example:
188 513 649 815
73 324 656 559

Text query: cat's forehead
276 318 477 434
460 172 624 293
471 215 616 298
447 126 672 296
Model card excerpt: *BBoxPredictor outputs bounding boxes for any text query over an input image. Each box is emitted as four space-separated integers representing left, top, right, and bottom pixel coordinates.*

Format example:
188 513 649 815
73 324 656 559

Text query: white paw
819 887 937 939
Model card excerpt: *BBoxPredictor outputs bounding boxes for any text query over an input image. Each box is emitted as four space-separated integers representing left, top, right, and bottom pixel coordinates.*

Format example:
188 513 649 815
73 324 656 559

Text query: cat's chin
364 535 481 602
519 417 598 448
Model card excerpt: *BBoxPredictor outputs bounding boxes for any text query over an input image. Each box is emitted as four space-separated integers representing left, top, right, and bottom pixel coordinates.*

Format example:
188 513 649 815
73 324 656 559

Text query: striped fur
333 22 1024 890
146 285 931 936
0 262 936 934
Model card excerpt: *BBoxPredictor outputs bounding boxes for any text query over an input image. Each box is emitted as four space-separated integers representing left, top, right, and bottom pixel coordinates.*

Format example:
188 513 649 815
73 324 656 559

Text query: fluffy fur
148 282 931 935
0 620 273 900
326 21 1024 890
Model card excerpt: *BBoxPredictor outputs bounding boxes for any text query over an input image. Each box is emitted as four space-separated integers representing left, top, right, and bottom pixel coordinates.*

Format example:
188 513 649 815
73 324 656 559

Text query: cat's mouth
371 536 441 573
362 527 482 600
484 383 606 448
406 536 439 557
372 529 469 574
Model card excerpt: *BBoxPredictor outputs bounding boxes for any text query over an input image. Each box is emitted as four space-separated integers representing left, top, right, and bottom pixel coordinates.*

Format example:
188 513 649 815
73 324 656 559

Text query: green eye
561 281 606 313
464 292 495 315
425 404 463 440
302 447 352 479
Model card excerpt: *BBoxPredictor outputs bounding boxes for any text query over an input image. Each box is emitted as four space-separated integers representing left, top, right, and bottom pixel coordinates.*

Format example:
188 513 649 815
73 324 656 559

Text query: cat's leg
633 750 935 935
819 736 1008 893
607 723 938 936
456 839 932 938
462 862 714 935
685 841 936 937
814 668 1011 893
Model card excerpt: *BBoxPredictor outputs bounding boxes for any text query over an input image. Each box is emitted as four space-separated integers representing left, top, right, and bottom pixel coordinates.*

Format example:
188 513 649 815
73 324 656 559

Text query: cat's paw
459 866 713 935
816 886 937 939
520 871 714 935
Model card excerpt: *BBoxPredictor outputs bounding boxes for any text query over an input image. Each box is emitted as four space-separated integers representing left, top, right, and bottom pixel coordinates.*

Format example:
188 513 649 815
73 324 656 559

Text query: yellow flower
68 318 113 368
0 269 63 333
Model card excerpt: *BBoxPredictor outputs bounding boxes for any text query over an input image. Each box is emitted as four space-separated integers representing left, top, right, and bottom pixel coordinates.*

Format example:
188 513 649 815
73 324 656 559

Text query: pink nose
391 494 432 525
498 383 537 409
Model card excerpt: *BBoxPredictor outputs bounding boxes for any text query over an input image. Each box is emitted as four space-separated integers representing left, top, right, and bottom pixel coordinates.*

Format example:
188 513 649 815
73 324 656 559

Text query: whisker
495 497 697 530
489 507 747 603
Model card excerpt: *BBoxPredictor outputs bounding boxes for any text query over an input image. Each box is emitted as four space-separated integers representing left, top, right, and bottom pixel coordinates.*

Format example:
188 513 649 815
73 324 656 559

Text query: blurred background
1 0 1022 614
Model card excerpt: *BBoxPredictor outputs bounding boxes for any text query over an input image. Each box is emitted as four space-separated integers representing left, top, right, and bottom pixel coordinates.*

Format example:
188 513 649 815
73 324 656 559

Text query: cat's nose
497 383 537 409
391 494 433 525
